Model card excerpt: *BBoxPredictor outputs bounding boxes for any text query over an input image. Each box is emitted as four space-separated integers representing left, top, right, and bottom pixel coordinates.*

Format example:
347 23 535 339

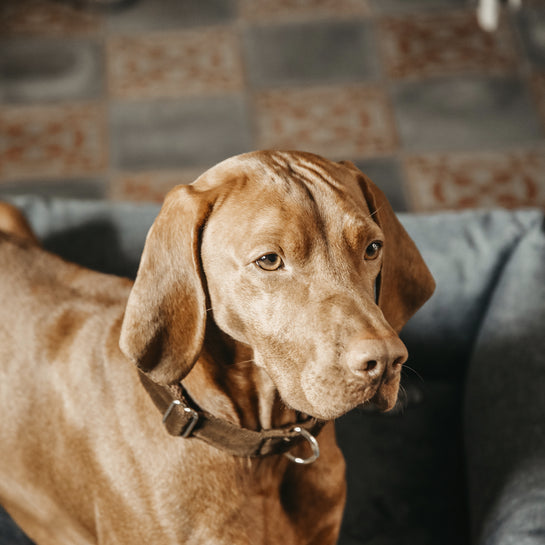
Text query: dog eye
364 241 383 261
256 253 283 271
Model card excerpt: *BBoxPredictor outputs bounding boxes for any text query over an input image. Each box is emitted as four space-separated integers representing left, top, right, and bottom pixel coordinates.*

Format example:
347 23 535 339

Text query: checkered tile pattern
1 0 544 210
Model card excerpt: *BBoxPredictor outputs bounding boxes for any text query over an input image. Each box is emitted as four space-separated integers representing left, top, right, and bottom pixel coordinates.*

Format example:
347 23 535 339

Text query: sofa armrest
464 213 545 544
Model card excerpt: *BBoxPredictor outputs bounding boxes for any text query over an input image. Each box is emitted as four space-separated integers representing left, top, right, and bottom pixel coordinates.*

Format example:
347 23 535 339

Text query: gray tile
516 8 545 68
244 21 379 88
0 179 107 199
110 97 252 169
107 0 236 31
0 39 103 103
392 76 544 152
354 157 409 212
371 0 467 13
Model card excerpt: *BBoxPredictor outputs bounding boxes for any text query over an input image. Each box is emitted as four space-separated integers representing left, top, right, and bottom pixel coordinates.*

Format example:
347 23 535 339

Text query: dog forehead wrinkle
272 151 365 203
263 153 378 237
193 150 364 221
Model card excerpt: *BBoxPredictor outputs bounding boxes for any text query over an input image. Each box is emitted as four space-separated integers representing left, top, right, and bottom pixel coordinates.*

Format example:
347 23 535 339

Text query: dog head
120 151 435 420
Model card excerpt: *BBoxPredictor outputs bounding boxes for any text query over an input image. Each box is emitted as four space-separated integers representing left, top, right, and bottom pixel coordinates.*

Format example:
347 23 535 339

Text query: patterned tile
0 38 103 103
2 0 543 214
404 150 545 211
380 11 518 79
106 0 236 32
238 0 371 21
244 21 379 88
110 97 252 169
0 103 107 181
110 169 203 202
393 76 544 152
107 29 243 99
0 0 102 36
255 85 398 159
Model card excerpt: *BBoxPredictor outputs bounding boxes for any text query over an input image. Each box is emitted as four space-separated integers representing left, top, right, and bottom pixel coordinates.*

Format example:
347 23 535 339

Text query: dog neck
182 320 297 431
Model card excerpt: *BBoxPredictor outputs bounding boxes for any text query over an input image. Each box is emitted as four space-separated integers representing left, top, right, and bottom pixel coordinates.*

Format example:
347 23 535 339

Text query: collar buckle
162 399 199 438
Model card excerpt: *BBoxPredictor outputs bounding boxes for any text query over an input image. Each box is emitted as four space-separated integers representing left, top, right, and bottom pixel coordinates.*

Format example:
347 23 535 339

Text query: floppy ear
119 185 213 385
341 161 435 332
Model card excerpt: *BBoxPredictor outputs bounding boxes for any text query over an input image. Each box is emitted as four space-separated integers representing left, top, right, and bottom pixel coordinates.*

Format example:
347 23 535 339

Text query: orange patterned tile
380 11 518 79
255 86 398 159
239 0 371 20
107 29 244 99
0 103 107 181
110 169 203 202
404 150 545 212
0 0 102 36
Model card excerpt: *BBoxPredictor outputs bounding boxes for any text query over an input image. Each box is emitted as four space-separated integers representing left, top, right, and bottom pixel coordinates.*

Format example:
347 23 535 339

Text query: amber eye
364 241 383 261
256 253 283 271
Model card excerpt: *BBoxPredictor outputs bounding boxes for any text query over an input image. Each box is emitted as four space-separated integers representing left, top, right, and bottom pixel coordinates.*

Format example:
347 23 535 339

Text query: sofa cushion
3 198 544 545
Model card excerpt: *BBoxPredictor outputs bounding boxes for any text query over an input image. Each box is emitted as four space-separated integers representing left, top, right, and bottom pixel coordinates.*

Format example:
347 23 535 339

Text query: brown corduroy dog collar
139 372 325 464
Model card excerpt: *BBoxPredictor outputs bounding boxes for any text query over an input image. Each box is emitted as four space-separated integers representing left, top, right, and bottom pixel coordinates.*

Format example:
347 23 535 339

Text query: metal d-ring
283 426 320 465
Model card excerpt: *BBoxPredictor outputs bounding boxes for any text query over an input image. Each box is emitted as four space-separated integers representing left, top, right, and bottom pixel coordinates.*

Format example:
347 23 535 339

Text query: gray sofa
1 198 544 545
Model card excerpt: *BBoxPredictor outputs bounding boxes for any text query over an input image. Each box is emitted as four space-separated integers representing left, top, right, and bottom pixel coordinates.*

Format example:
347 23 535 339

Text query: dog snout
345 337 408 379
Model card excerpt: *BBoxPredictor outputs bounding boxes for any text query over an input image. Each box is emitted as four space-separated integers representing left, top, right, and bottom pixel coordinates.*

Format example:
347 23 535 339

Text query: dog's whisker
402 364 425 384
395 384 408 415
234 359 255 366
368 205 384 219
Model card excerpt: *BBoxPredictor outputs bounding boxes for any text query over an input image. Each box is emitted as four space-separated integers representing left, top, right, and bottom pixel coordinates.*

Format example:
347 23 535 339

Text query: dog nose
346 337 408 379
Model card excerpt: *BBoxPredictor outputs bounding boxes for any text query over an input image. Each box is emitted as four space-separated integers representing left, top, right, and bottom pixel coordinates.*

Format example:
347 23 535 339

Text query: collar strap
139 372 325 462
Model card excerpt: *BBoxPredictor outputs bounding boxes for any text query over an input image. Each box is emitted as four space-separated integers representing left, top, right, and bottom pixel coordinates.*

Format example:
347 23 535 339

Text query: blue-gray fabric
2 198 544 545
464 213 545 545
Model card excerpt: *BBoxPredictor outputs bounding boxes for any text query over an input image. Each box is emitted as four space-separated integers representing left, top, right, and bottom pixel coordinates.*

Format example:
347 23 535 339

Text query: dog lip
355 383 397 413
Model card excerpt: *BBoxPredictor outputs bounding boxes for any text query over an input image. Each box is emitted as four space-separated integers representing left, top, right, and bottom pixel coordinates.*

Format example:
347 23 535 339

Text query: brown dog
0 151 434 545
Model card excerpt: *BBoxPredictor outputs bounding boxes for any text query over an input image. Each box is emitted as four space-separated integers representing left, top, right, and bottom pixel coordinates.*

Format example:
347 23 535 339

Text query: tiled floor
1 0 545 211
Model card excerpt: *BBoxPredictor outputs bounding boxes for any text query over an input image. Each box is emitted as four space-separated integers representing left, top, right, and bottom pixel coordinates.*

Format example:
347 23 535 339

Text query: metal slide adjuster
163 400 199 438
283 426 320 465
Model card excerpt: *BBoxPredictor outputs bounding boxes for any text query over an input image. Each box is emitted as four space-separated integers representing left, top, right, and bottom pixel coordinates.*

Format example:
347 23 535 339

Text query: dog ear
341 161 435 332
119 185 213 385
